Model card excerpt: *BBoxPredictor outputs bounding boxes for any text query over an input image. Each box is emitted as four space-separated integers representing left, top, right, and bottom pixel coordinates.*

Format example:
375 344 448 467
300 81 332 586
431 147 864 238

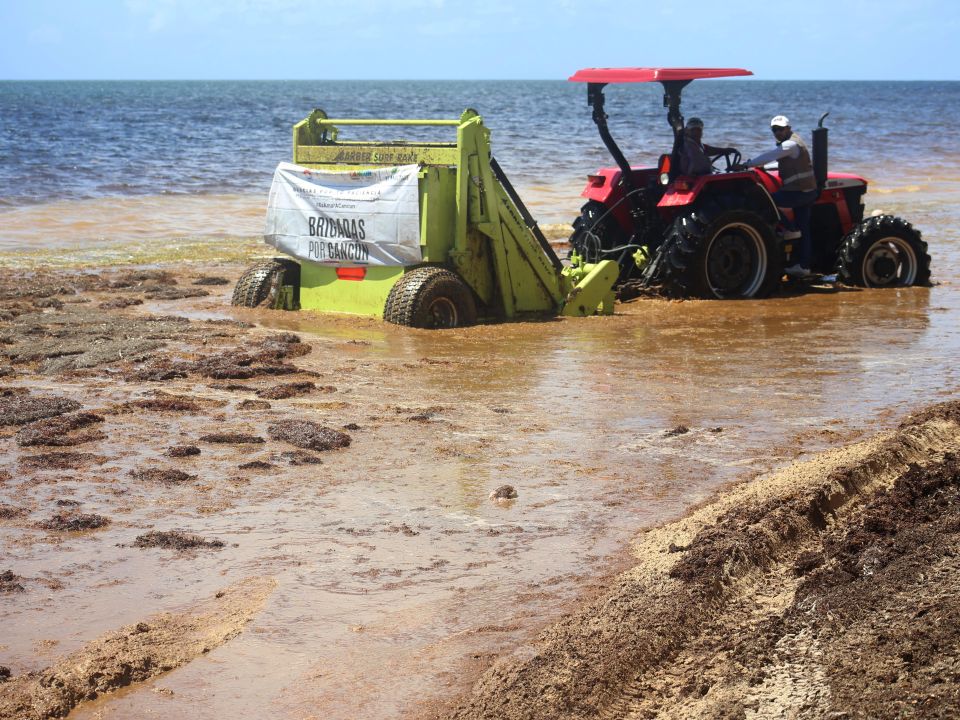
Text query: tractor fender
580 167 623 204
579 166 661 233
657 174 779 226
580 166 661 204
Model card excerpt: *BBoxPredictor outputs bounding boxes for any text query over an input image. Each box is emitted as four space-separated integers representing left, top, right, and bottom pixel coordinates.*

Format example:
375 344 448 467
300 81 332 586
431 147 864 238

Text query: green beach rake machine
232 108 618 328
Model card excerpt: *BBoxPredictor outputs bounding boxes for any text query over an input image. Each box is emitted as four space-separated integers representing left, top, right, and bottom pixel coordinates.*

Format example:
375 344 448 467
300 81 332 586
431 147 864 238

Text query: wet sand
0 260 959 719
442 403 960 719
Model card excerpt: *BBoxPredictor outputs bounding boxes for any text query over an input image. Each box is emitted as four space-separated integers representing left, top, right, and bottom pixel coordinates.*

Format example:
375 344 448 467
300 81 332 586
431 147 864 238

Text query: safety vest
778 133 817 192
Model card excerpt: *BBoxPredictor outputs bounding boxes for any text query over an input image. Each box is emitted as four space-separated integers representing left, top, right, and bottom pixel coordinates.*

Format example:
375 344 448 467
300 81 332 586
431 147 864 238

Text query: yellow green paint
281 107 616 320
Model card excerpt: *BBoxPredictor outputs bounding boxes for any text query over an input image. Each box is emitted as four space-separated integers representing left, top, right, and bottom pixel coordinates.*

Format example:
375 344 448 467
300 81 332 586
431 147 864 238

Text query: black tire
657 205 782 299
231 259 299 308
568 200 634 283
835 215 930 288
383 266 477 329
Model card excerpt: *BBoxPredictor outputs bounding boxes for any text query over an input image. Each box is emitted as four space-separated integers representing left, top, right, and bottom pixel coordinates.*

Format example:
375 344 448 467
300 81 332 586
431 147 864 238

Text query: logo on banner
263 162 422 267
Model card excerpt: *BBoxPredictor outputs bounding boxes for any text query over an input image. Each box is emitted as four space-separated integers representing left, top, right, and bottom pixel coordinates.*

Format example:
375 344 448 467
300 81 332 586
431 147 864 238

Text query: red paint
336 267 367 281
569 67 753 83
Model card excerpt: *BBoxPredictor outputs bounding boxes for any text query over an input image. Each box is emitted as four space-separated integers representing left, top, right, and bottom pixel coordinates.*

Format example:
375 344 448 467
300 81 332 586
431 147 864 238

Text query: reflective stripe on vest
781 169 815 184
778 133 817 192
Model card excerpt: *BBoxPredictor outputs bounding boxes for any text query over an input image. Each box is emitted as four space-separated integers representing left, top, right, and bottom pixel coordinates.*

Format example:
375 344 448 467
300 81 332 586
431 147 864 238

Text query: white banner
264 162 421 266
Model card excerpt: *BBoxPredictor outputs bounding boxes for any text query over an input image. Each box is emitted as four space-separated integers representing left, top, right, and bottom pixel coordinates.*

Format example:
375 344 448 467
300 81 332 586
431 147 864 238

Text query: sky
1 0 958 81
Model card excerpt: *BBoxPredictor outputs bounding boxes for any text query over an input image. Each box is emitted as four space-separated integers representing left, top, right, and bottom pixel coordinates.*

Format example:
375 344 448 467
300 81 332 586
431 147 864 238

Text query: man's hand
730 162 748 172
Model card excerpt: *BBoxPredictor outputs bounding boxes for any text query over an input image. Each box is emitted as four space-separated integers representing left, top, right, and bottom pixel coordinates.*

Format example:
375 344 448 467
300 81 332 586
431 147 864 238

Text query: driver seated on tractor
679 117 737 176
735 115 818 277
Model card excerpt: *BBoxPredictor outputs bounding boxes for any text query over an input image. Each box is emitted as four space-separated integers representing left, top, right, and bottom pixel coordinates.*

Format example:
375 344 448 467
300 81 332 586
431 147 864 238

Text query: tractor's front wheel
231 259 300 308
383 266 477 329
658 208 782 299
835 215 931 287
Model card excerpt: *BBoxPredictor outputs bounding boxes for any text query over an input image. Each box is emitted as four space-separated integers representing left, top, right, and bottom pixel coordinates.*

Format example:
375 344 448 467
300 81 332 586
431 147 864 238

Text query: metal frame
283 108 618 320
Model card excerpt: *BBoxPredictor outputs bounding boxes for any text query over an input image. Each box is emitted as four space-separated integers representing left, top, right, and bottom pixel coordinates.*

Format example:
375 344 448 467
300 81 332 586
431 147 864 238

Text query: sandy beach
442 402 960 719
0 255 956 718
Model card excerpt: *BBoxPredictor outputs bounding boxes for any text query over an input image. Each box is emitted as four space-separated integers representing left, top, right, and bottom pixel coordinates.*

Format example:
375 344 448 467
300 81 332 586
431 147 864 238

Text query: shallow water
2 270 959 719
1 80 960 719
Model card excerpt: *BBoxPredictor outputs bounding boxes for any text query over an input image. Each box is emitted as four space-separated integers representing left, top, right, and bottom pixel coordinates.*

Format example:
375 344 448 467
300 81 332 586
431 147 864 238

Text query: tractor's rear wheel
568 200 634 282
658 207 782 299
231 259 300 308
383 266 477 329
835 215 930 287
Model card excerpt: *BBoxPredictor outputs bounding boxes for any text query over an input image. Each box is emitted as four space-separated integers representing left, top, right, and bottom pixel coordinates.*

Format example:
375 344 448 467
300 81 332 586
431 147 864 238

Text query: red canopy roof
568 68 752 83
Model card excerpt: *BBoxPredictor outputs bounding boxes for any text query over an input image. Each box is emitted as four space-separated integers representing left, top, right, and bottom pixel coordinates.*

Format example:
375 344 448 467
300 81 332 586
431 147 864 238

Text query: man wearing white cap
736 115 818 277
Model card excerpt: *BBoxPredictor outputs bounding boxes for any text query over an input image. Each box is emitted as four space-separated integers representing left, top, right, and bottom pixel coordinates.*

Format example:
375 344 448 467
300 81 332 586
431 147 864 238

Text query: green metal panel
281 106 615 323
299 263 403 317
467 152 486 224
490 181 566 312
418 166 456 263
309 115 461 127
296 143 460 168
448 229 496 309
453 113 483 258
454 114 565 316
560 261 619 316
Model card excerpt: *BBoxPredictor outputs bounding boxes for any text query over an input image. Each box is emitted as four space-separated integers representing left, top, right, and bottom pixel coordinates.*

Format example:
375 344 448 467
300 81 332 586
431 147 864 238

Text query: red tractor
567 67 931 298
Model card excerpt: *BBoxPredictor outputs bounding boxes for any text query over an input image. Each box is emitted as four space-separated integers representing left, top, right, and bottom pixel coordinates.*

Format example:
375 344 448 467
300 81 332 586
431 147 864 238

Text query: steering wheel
710 149 742 172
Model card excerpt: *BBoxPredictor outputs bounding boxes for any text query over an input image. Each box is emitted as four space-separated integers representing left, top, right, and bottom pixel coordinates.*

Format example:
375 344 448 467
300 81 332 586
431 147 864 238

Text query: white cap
770 115 790 128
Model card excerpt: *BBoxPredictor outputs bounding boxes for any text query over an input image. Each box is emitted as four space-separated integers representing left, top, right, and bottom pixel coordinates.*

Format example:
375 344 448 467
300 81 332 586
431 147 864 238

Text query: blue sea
1 80 959 265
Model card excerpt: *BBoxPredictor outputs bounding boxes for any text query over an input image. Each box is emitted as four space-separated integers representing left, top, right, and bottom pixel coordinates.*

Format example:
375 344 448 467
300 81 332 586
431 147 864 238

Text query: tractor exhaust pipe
812 112 829 191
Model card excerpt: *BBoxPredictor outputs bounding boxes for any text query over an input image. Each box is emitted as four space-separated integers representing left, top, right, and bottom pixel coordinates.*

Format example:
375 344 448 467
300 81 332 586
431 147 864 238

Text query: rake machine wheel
231 258 299 307
835 215 931 288
383 266 477 329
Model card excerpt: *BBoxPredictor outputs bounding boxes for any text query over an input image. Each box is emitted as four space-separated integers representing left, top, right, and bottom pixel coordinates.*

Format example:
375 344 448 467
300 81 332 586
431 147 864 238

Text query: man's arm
746 139 799 168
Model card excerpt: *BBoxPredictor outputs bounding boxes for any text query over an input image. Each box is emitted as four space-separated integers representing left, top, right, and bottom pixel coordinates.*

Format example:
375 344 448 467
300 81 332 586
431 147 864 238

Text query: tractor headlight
657 153 672 186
